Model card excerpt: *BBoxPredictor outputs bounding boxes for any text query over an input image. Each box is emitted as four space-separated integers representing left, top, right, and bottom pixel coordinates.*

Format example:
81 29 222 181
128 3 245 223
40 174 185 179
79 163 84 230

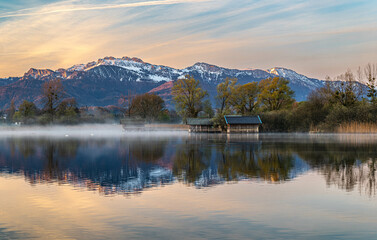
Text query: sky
0 0 376 79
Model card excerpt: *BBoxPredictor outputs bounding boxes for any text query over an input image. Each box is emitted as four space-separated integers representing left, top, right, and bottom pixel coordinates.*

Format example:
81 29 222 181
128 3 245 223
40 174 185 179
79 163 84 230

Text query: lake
1 126 377 239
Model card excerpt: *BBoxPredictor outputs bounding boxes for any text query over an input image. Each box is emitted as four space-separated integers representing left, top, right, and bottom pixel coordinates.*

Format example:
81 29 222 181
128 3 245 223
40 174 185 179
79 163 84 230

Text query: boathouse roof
186 118 213 126
224 115 262 125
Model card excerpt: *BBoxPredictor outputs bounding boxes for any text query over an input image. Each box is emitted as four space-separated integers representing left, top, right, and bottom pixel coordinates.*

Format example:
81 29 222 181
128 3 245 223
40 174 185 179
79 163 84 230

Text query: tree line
171 74 294 129
4 79 81 124
2 63 377 131
1 79 178 125
171 63 377 132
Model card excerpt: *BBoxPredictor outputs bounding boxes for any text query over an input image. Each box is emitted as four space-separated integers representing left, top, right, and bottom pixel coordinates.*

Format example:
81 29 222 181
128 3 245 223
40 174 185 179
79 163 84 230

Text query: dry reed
336 122 377 133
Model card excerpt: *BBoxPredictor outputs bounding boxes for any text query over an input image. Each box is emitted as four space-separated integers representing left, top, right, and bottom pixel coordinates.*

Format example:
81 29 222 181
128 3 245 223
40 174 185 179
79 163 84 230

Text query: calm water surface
1 129 377 239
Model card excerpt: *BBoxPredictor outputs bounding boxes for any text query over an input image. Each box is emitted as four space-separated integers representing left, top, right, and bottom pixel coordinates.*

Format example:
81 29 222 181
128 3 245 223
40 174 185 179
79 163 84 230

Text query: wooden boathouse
186 115 262 133
224 115 262 133
187 118 219 133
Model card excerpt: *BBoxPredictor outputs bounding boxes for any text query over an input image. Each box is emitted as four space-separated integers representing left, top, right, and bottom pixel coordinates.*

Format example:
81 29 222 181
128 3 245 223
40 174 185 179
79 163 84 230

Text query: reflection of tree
172 141 295 185
319 156 377 196
257 151 294 182
172 137 376 193
56 140 79 159
218 143 258 180
173 142 211 184
363 159 377 195
32 140 79 183
18 139 37 158
129 139 167 163
321 155 358 192
45 143 56 179
217 143 294 182
2 139 79 184
2 136 377 197
8 139 37 159
287 141 377 196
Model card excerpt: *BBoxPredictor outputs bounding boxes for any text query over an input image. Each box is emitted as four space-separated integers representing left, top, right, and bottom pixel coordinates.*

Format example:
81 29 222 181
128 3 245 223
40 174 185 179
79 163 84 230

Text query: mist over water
0 124 189 138
3 123 377 143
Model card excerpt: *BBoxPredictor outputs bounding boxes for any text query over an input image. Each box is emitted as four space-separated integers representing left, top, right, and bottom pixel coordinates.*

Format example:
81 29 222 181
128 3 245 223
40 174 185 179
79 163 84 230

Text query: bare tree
333 69 363 106
364 63 377 102
42 79 65 122
356 66 363 83
7 99 15 122
120 90 135 118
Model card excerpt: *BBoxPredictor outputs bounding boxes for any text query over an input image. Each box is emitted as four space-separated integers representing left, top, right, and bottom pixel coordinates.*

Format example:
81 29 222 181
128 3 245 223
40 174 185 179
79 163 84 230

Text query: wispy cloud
0 0 211 18
0 0 376 78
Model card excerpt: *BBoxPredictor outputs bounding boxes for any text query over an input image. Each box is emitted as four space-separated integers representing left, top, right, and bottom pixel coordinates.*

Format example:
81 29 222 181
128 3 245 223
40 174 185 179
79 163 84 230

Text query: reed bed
336 122 377 133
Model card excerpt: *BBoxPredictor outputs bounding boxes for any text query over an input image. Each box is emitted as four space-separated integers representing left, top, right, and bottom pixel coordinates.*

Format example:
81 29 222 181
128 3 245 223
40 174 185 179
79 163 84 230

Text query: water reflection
0 134 377 196
289 140 377 196
219 144 294 182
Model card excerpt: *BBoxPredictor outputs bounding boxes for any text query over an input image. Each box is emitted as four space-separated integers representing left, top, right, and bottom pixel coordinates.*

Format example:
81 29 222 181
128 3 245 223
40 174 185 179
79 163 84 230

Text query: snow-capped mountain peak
67 56 148 72
267 67 322 89
0 56 333 109
190 62 223 72
66 56 176 82
63 58 321 87
24 68 54 78
268 67 300 78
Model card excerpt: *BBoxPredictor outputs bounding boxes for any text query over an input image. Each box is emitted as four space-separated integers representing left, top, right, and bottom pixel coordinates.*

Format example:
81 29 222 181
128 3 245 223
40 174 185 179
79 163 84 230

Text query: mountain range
0 56 327 109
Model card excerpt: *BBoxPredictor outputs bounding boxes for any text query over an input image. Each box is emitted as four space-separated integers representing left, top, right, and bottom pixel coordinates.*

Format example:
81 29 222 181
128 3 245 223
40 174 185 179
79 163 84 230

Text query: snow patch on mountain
149 75 171 82
268 67 323 88
66 56 180 82
67 61 96 72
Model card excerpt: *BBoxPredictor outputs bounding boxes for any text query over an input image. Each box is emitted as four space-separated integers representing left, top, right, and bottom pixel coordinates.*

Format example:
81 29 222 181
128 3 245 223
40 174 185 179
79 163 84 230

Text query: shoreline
1 124 377 142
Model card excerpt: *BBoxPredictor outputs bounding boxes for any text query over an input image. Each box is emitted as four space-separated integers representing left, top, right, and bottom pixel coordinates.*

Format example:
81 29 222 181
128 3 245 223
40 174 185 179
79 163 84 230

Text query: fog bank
0 124 188 139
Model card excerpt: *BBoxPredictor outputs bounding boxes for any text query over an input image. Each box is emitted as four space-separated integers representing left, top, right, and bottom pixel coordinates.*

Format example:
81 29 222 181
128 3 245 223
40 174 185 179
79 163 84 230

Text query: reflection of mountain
0 135 376 196
0 138 174 195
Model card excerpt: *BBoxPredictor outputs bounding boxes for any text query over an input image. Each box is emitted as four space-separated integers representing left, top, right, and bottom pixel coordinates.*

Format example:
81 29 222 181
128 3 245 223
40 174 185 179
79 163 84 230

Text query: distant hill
0 56 329 109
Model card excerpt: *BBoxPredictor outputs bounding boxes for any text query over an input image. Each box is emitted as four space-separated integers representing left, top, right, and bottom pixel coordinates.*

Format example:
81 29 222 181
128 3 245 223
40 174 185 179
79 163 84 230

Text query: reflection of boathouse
225 115 262 133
